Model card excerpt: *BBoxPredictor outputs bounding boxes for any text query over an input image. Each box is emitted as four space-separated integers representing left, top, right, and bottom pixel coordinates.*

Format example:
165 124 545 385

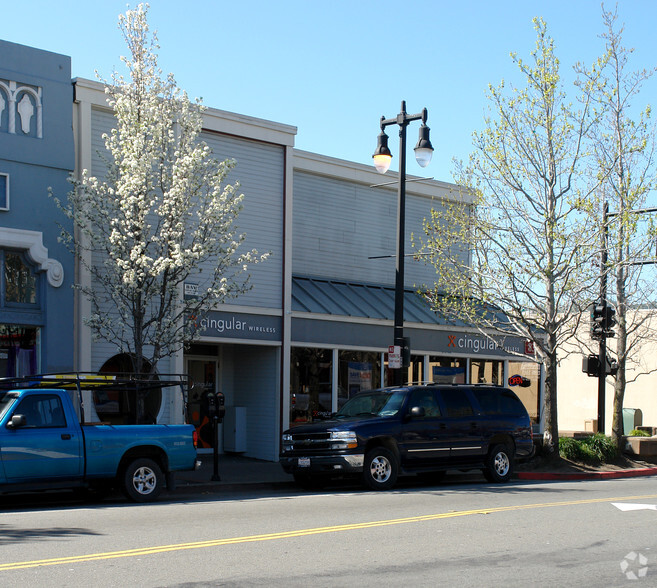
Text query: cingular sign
191 311 281 342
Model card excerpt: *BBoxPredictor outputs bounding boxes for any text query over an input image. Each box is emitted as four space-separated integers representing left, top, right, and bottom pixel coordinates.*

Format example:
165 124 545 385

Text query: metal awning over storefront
292 275 461 325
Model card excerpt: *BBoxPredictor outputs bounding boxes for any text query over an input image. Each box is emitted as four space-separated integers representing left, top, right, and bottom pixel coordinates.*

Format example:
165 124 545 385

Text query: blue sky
4 1 657 183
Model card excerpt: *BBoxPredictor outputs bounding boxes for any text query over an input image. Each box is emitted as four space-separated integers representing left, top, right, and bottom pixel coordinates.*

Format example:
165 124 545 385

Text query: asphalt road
2 476 657 587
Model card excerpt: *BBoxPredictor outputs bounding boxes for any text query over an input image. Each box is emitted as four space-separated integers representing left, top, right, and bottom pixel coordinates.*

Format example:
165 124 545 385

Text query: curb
517 466 657 481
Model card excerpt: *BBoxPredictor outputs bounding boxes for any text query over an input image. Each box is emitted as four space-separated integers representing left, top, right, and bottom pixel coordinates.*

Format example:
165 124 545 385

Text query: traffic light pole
591 203 657 434
597 203 609 434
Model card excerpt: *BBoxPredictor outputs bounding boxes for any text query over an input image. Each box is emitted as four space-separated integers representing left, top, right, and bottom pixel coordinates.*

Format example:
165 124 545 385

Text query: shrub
559 434 618 465
628 429 650 437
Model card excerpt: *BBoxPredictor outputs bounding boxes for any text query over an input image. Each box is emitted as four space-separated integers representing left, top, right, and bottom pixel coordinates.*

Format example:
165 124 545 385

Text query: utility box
584 419 598 433
223 406 247 452
623 408 643 435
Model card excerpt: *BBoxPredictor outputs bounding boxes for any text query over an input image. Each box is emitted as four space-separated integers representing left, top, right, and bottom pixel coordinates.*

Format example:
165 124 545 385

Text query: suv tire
362 447 398 490
483 443 514 483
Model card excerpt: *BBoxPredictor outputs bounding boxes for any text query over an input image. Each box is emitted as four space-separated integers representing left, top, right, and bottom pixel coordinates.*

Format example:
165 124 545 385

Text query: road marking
2 493 657 572
612 502 657 511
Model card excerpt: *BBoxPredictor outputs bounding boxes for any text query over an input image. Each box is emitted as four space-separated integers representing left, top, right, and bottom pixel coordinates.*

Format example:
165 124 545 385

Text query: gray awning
292 276 455 326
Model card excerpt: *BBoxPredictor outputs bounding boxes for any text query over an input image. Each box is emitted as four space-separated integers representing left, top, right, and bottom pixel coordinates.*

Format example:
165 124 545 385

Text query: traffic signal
590 303 606 339
582 355 600 376
605 306 616 338
582 354 618 376
589 302 616 339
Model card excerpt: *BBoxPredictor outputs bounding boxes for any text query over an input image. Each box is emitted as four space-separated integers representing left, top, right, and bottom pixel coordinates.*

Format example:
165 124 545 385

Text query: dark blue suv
280 384 533 490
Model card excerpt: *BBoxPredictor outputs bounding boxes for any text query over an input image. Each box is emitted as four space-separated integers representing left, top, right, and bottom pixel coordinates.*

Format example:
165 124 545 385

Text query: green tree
417 18 600 454
578 6 657 447
54 4 266 375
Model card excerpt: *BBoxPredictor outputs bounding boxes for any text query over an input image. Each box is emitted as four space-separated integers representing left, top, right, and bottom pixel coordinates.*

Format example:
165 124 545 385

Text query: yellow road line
2 493 657 572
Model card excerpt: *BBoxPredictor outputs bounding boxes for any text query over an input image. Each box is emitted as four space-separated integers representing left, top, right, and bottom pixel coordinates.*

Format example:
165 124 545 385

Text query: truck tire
362 447 398 490
123 458 164 502
483 444 514 483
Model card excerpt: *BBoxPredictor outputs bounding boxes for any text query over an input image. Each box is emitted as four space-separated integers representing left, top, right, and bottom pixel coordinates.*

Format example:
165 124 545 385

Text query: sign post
388 345 401 370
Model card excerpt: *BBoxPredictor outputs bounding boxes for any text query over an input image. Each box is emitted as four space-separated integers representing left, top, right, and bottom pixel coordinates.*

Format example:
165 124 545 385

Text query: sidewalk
173 453 293 493
172 453 657 495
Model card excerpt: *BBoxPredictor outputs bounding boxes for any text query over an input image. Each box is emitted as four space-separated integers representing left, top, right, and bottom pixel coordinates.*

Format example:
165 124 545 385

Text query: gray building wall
292 165 465 290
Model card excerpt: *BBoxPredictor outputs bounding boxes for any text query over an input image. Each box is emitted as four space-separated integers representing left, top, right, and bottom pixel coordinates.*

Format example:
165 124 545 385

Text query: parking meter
202 390 224 482
215 391 226 422
204 391 217 418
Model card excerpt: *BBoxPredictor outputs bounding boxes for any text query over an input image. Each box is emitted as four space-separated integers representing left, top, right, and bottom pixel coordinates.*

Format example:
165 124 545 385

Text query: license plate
298 457 310 467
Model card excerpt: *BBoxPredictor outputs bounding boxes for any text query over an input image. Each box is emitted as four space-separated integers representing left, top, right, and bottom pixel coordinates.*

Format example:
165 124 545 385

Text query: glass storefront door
187 358 218 449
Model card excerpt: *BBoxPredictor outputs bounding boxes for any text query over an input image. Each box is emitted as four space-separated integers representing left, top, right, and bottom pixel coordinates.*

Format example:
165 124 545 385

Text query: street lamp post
373 100 433 386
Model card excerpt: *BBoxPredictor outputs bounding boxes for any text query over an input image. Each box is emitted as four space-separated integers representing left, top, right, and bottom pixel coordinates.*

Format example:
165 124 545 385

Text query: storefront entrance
186 356 219 450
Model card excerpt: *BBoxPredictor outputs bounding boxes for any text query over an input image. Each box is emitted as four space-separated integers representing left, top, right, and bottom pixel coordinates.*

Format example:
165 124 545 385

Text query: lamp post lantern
373 100 433 386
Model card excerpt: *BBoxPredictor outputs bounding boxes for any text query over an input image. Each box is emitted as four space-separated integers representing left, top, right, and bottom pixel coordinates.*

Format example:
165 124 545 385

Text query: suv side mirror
410 406 425 418
7 414 26 429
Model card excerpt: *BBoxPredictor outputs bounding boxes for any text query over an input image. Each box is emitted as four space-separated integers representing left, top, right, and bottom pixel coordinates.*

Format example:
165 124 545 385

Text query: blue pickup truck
0 376 199 502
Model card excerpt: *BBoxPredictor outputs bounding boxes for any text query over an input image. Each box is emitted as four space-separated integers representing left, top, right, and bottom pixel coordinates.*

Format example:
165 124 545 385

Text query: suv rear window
473 388 526 416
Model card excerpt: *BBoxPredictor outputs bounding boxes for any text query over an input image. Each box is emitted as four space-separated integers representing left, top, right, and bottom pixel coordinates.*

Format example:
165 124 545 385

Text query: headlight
330 431 358 449
281 433 293 452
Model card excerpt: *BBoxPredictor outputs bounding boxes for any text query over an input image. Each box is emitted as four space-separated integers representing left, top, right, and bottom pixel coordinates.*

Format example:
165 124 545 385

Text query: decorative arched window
94 354 161 425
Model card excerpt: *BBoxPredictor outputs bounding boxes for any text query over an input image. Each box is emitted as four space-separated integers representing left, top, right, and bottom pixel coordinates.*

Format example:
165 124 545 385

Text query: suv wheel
362 447 398 490
483 444 514 483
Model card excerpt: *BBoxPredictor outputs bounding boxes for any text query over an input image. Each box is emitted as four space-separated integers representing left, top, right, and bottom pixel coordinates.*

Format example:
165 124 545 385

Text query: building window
339 350 381 405
0 174 8 210
470 359 503 385
508 360 541 422
428 357 466 383
95 353 160 425
4 251 37 305
290 347 332 426
0 325 38 377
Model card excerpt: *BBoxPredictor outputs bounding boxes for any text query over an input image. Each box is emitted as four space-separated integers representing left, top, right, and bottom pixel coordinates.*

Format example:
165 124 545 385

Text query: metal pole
598 202 609 434
211 414 221 481
393 101 408 387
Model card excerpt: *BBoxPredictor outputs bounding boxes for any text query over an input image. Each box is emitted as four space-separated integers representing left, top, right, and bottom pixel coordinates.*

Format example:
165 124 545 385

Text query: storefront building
287 152 542 434
72 79 542 461
0 41 75 377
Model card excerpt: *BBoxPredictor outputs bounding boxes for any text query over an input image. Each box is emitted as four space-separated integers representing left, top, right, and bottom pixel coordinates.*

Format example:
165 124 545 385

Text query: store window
383 354 424 387
507 361 541 422
0 325 38 377
290 347 332 426
471 359 503 385
428 357 466 383
339 350 381 406
0 251 40 378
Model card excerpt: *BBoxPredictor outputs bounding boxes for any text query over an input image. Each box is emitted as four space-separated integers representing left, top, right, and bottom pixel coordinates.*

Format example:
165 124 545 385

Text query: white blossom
53 4 268 373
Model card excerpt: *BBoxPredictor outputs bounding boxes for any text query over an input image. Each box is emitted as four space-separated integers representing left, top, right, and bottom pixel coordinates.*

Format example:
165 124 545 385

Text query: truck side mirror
6 414 26 429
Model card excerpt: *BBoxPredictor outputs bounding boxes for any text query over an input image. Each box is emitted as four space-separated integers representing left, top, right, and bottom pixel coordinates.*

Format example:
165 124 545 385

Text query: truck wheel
123 458 164 502
483 444 514 483
362 447 398 490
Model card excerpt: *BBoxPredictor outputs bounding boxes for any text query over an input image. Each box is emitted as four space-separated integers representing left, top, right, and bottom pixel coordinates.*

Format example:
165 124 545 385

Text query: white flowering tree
55 4 266 375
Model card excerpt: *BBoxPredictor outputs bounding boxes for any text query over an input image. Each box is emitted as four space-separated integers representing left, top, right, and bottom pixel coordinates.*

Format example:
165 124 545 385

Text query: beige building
558 312 657 434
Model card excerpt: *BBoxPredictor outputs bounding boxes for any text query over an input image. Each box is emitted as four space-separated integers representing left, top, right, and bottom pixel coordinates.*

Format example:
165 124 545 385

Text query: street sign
388 345 401 369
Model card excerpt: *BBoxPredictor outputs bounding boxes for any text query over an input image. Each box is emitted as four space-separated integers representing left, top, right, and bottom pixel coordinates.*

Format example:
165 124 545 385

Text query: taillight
193 430 198 449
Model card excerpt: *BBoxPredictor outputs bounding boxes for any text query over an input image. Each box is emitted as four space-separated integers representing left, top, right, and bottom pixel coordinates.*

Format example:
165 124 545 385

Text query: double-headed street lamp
373 100 434 386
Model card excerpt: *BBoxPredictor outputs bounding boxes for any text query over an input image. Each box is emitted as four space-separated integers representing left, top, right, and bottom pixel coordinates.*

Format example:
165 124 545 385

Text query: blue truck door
1 393 83 481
